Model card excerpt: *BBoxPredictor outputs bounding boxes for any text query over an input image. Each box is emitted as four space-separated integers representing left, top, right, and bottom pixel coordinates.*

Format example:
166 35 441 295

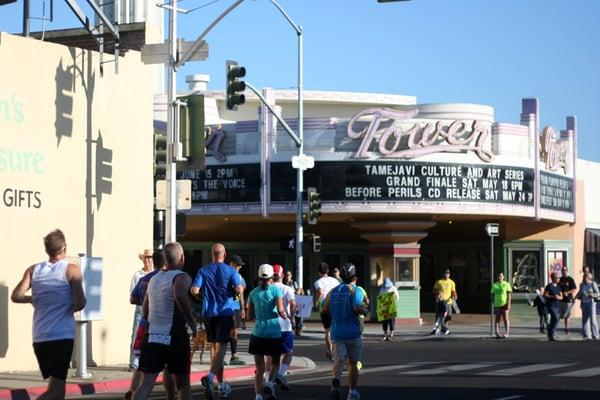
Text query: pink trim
370 247 420 256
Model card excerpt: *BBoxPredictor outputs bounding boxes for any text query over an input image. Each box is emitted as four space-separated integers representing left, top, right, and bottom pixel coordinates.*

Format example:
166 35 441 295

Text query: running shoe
201 376 217 400
347 389 361 400
429 329 438 335
275 374 290 392
444 329 450 335
255 395 264 400
229 357 246 365
264 382 277 400
330 378 342 400
219 382 232 398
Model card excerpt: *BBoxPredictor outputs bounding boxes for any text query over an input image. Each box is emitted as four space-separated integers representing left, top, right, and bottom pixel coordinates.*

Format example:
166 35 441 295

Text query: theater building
160 77 600 323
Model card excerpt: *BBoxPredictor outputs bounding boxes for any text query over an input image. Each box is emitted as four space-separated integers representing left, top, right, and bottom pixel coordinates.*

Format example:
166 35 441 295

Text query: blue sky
1 0 599 161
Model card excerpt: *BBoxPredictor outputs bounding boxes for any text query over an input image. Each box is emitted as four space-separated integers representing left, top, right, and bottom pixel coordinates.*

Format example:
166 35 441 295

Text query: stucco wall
0 32 154 371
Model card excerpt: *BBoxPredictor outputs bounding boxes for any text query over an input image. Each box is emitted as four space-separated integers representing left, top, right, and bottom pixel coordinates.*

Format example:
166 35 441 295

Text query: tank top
147 269 187 345
31 259 75 342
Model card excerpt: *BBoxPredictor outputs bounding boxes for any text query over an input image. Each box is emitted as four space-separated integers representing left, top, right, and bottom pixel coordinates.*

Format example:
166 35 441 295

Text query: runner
131 242 196 400
313 262 340 360
247 264 287 400
191 243 244 400
322 263 368 400
227 255 247 365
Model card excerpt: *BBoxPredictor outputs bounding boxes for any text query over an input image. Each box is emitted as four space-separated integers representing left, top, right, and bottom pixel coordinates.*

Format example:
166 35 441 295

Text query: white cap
258 264 274 279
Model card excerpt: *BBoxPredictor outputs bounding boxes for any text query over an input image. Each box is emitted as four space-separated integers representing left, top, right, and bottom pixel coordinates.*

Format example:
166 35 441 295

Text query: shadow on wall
0 283 8 357
55 58 75 147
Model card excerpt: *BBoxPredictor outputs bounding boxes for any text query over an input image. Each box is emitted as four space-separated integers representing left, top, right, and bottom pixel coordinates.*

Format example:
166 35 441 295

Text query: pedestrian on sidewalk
322 262 368 400
247 264 287 400
544 272 563 341
379 278 399 341
124 249 175 400
284 270 304 336
129 249 154 371
314 262 341 360
491 272 512 338
558 266 577 335
270 264 296 392
431 291 449 335
432 270 457 335
11 229 86 400
576 272 599 340
191 243 244 400
531 286 548 333
227 255 247 366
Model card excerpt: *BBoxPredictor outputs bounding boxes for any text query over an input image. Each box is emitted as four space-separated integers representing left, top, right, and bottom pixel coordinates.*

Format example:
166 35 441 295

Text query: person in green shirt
491 272 512 338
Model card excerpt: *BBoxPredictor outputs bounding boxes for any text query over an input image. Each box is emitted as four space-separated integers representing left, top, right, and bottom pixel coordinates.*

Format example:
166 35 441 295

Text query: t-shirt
131 270 160 305
274 282 296 332
491 281 512 307
559 276 577 302
433 278 456 304
544 284 562 309
326 284 364 341
192 262 242 317
248 284 283 338
314 276 340 310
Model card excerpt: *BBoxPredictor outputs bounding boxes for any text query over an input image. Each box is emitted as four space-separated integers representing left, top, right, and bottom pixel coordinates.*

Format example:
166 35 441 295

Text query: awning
586 229 600 253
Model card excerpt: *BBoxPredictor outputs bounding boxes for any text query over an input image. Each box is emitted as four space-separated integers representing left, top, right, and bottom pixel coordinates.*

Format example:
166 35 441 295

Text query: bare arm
246 297 255 321
66 263 86 312
239 286 246 319
314 288 322 307
289 299 297 319
191 285 200 297
276 296 287 319
11 266 34 304
173 274 196 335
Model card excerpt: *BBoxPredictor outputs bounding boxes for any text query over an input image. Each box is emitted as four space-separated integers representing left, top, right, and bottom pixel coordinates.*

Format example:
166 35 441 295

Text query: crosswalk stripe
551 366 600 377
478 363 574 376
401 363 497 375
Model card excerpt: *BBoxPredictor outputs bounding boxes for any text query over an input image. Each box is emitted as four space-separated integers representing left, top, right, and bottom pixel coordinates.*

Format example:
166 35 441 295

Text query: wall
0 32 154 371
579 159 600 228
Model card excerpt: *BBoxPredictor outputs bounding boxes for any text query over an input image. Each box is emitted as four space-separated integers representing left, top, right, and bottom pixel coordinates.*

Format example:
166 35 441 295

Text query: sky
1 0 599 162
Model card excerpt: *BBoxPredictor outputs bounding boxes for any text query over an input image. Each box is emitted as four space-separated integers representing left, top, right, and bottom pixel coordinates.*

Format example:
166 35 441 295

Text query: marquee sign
347 108 494 162
540 126 569 173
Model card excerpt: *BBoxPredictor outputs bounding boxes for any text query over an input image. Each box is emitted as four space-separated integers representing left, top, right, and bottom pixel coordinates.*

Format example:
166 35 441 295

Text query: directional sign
291 154 315 170
141 40 208 65
485 223 500 237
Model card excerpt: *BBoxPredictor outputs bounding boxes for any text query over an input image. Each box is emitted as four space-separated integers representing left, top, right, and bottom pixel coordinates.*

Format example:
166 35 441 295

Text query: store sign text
2 188 42 209
347 108 494 162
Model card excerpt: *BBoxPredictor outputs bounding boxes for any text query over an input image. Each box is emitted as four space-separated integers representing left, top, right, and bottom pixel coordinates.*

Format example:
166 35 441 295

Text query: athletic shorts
320 312 332 330
248 335 284 357
138 335 190 375
205 315 234 343
281 331 294 353
559 301 575 319
33 339 74 380
494 304 509 314
332 338 362 363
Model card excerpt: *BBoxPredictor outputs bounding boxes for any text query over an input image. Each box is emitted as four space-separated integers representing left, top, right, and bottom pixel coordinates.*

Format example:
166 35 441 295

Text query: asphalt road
78 332 600 400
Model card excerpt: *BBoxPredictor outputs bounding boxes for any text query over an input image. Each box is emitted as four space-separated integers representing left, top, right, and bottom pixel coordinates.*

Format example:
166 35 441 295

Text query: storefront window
511 250 541 293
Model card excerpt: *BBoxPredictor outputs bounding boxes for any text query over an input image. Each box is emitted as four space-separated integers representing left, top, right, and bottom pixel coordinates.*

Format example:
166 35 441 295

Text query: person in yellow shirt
432 270 457 335
491 272 512 338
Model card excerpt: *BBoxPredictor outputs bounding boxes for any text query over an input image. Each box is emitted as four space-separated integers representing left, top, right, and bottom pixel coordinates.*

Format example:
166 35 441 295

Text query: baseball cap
272 264 285 277
258 264 274 279
230 255 245 266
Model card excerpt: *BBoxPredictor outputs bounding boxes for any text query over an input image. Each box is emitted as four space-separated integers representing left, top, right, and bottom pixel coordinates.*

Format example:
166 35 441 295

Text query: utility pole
165 0 178 243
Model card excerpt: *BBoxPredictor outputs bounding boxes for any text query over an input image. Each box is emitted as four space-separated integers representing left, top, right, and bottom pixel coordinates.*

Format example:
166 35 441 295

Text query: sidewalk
0 353 315 400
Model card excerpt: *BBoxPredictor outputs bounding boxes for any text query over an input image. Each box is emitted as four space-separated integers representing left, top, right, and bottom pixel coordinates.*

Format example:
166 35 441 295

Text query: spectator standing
227 255 247 365
129 249 154 370
271 264 296 392
432 270 457 335
491 272 512 338
332 268 343 283
531 286 549 333
314 262 341 360
322 263 368 400
11 229 86 400
558 266 577 335
132 242 196 400
576 272 599 340
191 243 243 400
284 270 304 336
379 278 399 341
247 264 287 400
544 272 563 341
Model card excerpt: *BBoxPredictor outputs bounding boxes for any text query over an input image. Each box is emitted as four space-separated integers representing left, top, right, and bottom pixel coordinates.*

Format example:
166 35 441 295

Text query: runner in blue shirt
322 263 368 400
191 243 243 400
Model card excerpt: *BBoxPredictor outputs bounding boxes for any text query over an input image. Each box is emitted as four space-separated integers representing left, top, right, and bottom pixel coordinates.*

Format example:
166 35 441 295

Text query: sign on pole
485 223 500 237
156 179 192 210
291 154 315 170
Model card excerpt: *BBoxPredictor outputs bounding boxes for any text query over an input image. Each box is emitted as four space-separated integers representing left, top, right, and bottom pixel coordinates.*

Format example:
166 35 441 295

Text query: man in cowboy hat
128 249 154 370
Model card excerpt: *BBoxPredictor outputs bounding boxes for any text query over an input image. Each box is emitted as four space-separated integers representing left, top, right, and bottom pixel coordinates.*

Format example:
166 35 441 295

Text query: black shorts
33 339 74 380
248 335 284 357
320 312 332 330
138 335 190 375
205 315 234 343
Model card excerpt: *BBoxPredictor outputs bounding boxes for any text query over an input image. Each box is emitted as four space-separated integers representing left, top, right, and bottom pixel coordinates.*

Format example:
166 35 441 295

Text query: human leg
254 355 265 396
36 377 66 400
547 307 559 339
132 372 159 400
129 308 142 369
582 304 592 339
172 373 191 400
162 368 176 400
33 339 73 400
591 304 599 339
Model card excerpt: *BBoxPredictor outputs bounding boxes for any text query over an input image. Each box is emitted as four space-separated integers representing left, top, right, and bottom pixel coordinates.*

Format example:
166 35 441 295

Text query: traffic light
154 131 167 179
179 94 205 170
307 187 322 225
226 60 246 110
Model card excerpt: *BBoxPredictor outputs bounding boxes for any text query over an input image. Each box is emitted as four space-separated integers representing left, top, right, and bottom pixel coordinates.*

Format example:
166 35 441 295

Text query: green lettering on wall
0 94 25 124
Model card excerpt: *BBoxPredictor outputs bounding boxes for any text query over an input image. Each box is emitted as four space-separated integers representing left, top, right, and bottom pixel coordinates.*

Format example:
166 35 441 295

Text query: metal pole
490 235 494 336
165 0 177 243
23 0 30 36
295 27 304 290
76 321 91 377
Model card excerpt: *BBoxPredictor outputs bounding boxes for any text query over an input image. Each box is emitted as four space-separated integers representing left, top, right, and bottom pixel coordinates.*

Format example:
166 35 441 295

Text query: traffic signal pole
165 0 178 243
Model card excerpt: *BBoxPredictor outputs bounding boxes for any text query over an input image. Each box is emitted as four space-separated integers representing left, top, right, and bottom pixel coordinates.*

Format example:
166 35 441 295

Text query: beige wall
0 33 154 371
